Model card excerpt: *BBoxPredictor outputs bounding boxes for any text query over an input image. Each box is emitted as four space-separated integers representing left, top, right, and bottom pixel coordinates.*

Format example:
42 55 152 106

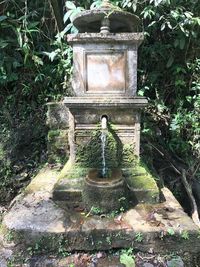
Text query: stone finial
100 17 110 34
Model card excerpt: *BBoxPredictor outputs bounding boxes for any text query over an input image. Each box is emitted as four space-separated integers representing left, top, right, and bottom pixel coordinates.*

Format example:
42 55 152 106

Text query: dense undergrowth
0 0 199 211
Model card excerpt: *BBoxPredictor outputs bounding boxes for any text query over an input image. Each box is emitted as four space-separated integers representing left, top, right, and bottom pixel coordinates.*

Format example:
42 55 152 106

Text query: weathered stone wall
46 102 69 164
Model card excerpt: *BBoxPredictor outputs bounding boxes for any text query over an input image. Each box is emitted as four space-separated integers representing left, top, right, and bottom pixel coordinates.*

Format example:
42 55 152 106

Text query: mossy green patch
48 129 61 139
63 164 89 180
121 144 138 168
24 168 59 195
47 129 69 164
125 172 158 190
53 162 88 200
76 126 122 169
123 162 160 203
0 142 5 161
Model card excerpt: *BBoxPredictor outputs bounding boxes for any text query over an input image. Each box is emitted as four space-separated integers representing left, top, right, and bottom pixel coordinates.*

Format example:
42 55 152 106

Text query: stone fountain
53 0 160 212
3 0 200 259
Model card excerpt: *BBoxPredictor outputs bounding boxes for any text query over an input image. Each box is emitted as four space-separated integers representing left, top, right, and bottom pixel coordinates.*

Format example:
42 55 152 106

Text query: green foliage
63 1 85 33
180 230 189 240
135 232 144 242
167 228 175 236
0 0 73 203
120 248 135 267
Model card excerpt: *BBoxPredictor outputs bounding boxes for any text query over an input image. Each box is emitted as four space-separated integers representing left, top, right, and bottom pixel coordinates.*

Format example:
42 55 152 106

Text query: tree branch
48 0 64 32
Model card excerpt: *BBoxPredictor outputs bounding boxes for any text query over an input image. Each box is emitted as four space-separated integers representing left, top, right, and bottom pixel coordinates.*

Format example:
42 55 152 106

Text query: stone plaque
85 51 126 93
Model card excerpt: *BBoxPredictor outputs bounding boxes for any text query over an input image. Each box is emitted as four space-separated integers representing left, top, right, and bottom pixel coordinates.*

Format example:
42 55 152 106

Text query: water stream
101 116 107 178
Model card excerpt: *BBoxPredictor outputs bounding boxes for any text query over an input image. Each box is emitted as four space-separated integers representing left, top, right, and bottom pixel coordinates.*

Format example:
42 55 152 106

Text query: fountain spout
101 116 107 130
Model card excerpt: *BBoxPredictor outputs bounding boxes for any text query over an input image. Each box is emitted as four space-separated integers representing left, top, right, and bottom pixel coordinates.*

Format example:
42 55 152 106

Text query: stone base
2 166 200 256
53 162 160 210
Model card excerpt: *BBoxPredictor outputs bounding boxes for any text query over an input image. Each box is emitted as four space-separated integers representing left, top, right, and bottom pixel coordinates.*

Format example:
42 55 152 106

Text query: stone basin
86 168 123 185
83 168 127 213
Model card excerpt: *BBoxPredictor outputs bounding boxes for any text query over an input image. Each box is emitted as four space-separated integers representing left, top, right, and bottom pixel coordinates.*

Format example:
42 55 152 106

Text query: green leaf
63 23 73 33
179 24 185 33
167 228 175 235
71 25 78 33
148 21 156 27
28 21 40 29
154 0 163 7
167 21 172 29
43 51 57 62
161 23 166 31
0 15 7 22
174 39 179 47
90 0 102 9
166 55 174 68
65 1 76 10
120 254 135 267
194 17 200 26
32 55 43 66
63 10 73 23
132 2 137 12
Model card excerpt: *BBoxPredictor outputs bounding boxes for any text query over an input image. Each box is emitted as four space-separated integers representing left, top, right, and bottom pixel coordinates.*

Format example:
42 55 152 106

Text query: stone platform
1 166 200 256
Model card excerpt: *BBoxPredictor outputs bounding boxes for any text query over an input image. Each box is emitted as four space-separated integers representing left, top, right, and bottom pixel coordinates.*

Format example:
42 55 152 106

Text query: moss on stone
121 144 138 167
47 129 69 164
53 161 88 200
126 172 158 190
82 180 127 214
25 168 59 195
48 129 61 140
63 164 89 180
123 161 160 203
76 127 122 169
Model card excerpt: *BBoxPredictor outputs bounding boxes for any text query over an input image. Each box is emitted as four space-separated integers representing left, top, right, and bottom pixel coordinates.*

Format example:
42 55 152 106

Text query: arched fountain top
72 0 140 33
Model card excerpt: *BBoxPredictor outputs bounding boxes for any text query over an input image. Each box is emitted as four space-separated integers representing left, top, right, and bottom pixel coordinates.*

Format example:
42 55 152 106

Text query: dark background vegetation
0 0 199 214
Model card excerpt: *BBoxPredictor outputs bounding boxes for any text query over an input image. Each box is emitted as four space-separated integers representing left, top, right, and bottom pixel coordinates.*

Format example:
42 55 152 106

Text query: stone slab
67 33 144 45
2 166 200 255
63 96 148 108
